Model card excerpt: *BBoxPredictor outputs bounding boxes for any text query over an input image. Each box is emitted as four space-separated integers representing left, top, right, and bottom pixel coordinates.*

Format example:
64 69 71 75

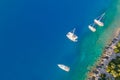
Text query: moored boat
57 64 70 72
66 28 78 42
88 24 96 32
94 13 105 27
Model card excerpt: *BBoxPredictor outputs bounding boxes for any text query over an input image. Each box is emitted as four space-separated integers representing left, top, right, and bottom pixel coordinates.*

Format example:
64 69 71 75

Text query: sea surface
0 0 119 80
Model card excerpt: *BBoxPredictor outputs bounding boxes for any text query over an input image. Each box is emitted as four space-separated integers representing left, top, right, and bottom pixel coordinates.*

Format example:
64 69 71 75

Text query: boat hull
57 64 70 72
94 19 104 27
88 25 96 32
66 32 78 42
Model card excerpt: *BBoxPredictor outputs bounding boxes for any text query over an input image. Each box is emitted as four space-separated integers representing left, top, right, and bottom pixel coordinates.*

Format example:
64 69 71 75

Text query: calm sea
0 0 113 80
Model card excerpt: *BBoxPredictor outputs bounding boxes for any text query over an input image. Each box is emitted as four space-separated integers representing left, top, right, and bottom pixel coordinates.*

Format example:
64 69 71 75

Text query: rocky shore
87 29 120 80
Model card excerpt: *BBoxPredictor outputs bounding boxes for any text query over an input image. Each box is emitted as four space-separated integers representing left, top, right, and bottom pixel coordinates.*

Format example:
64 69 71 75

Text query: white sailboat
57 64 70 72
66 28 78 42
88 23 96 32
94 13 105 27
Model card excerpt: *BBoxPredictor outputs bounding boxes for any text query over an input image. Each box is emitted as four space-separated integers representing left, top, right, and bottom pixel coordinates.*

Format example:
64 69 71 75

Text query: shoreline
87 28 120 80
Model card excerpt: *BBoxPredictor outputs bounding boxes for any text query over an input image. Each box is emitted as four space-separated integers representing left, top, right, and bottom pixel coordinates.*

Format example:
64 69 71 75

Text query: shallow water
69 0 120 80
0 0 117 80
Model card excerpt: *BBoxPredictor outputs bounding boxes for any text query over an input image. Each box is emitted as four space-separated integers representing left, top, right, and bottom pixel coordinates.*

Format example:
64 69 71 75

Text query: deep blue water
0 0 111 80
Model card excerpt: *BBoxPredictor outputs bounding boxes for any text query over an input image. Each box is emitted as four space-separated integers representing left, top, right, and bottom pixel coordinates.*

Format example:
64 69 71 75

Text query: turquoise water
70 0 120 80
0 0 119 80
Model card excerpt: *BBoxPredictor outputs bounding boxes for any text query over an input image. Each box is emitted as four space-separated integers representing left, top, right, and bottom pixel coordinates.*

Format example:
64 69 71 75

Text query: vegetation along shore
87 29 120 80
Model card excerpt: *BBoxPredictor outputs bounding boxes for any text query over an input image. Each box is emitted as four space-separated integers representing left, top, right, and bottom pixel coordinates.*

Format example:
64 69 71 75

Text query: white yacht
88 24 96 32
57 64 70 72
66 28 78 42
94 13 105 27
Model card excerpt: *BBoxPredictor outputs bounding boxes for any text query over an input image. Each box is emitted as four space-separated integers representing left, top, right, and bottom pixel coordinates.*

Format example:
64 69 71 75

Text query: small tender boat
57 64 70 72
88 24 96 32
66 28 78 42
94 13 105 27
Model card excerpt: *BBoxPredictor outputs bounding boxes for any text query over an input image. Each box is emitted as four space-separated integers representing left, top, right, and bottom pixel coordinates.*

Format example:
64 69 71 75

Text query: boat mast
72 28 76 34
98 13 105 21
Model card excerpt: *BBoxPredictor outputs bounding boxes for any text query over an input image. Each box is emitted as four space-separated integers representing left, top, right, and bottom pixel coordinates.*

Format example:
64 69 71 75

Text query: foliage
99 74 106 80
114 42 120 53
106 56 120 79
